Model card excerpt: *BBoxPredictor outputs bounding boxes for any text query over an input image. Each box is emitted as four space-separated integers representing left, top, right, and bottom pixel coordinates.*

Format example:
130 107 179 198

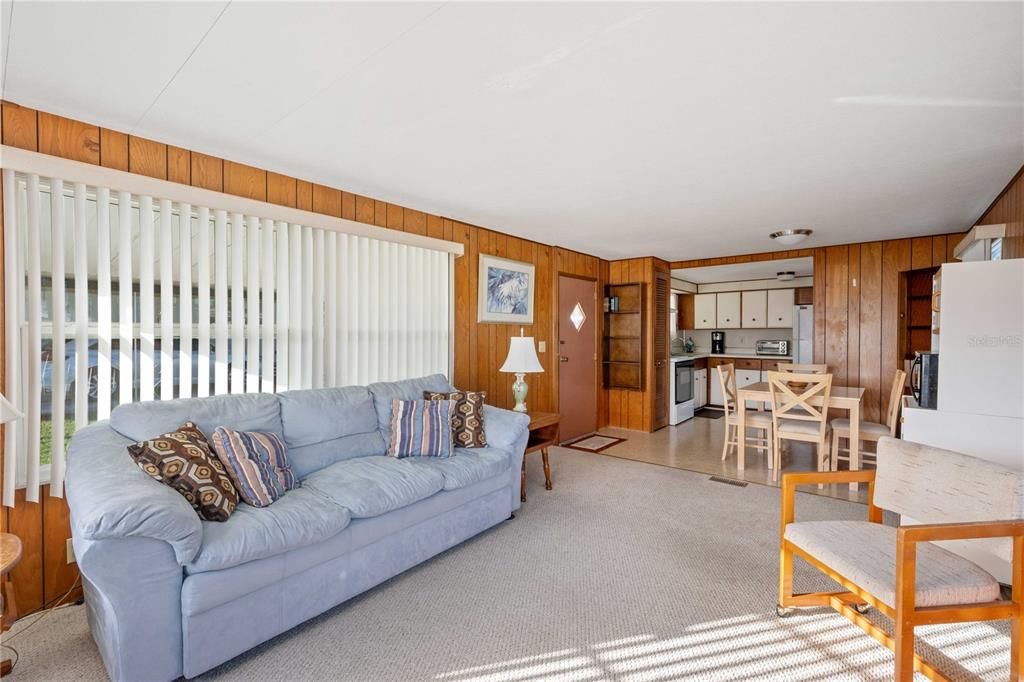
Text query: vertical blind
2 169 452 506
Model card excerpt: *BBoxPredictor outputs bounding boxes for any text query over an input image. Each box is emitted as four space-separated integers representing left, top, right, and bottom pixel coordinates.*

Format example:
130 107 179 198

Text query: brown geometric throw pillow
424 391 487 448
127 421 238 522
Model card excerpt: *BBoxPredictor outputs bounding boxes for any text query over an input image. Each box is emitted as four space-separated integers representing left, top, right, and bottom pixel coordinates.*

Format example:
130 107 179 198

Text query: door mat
694 408 725 420
562 434 627 453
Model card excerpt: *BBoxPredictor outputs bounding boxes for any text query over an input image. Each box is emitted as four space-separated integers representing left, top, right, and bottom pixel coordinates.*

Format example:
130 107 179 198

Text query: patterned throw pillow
126 421 238 522
210 427 298 508
424 391 487 448
388 399 455 458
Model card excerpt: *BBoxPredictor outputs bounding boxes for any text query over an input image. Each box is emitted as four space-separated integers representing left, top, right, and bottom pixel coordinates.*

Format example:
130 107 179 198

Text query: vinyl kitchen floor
578 413 871 505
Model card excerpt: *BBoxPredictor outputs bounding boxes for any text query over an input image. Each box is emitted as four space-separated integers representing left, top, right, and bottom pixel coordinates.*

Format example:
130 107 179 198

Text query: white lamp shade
500 336 544 374
0 392 23 425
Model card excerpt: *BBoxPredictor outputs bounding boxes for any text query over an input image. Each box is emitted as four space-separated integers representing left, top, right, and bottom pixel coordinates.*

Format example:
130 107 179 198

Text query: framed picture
478 254 535 324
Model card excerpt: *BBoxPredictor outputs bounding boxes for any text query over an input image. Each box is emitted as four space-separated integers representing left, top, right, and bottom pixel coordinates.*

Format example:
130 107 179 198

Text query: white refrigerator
793 305 814 364
901 259 1024 583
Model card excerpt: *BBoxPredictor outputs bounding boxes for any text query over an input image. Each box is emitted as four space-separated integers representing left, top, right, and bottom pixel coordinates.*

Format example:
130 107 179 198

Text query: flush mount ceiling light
770 229 813 246
776 271 796 281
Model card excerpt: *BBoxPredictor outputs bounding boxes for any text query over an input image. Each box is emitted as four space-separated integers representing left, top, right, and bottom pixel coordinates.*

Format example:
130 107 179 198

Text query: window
3 168 455 504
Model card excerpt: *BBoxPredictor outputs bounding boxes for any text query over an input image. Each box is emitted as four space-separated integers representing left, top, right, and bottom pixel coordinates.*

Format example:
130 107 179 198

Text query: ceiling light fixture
770 229 813 246
776 271 796 281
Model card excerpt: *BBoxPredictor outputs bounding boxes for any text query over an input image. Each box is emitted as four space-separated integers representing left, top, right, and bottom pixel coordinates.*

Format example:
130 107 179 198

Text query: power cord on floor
2 575 82 675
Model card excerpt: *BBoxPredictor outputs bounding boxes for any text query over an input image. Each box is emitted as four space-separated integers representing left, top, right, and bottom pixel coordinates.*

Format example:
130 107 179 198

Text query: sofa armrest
66 421 203 565
780 470 883 536
482 405 530 453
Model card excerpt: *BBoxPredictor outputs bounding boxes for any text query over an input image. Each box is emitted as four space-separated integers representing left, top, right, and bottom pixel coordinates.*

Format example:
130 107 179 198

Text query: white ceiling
673 257 814 285
2 2 1022 261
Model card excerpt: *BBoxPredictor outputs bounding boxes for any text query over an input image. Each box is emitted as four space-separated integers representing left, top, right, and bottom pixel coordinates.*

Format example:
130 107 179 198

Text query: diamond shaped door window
570 302 587 331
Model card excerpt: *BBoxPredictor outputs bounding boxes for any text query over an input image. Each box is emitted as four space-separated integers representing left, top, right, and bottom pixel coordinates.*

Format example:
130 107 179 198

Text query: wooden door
653 270 670 430
558 275 598 442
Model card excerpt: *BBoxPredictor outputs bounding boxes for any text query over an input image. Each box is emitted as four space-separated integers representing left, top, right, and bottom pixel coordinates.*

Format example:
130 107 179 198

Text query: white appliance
693 368 707 409
901 260 1023 583
670 358 695 425
793 305 814 364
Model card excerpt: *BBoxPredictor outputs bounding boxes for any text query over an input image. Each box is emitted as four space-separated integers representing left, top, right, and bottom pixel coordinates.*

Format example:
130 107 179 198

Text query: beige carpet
6 447 1010 681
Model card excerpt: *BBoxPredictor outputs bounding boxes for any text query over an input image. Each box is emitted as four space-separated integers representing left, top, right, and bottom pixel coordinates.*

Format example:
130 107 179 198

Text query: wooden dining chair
717 363 773 466
830 369 906 471
776 363 830 374
767 371 832 482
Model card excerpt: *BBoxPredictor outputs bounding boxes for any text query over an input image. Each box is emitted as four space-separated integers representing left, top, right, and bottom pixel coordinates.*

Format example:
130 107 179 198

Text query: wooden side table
1 533 22 677
522 412 560 502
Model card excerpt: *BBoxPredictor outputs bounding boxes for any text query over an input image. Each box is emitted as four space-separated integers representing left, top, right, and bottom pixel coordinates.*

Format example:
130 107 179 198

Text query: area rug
7 448 1008 681
694 408 725 420
561 434 627 452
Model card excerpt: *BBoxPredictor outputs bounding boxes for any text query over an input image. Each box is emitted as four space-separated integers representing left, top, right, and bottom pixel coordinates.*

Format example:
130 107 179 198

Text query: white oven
670 358 695 425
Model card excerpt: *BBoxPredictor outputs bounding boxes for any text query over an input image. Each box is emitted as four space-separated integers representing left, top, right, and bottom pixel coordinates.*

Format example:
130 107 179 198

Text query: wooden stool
1 533 23 677
521 412 560 502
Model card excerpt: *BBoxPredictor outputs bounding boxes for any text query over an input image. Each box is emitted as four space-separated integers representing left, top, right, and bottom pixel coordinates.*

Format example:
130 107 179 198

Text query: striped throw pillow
388 399 454 458
210 427 298 507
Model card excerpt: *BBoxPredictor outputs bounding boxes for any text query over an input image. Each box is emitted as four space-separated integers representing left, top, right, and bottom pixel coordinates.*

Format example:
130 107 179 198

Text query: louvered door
653 269 670 430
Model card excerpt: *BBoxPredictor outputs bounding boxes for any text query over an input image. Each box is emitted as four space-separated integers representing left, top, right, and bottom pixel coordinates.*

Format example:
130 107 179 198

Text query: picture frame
477 254 535 324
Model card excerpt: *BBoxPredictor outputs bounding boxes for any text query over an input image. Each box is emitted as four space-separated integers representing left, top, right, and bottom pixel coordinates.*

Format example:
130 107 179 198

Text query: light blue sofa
65 375 530 681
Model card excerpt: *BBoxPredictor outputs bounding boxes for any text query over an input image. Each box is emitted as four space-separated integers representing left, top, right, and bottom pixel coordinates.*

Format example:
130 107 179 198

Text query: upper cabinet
716 292 741 328
694 293 717 329
741 290 767 328
767 288 795 327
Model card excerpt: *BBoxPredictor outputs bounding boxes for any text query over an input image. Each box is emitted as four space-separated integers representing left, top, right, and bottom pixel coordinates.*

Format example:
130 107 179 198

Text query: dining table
735 382 866 490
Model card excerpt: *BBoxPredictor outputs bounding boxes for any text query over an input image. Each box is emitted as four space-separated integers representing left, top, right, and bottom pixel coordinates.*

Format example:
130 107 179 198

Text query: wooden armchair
778 438 1023 681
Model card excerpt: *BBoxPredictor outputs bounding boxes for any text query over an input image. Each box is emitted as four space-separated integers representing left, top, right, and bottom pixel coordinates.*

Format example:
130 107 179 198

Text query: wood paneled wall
0 100 606 616
973 165 1024 260
604 257 670 432
674 234 964 423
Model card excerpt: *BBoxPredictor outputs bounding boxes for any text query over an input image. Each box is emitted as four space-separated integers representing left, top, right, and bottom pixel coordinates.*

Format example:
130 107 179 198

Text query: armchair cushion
830 418 889 438
785 520 1000 608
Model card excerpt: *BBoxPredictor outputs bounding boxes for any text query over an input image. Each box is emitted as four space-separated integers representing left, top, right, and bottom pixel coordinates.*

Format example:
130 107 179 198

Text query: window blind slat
117 191 133 407
357 238 369 385
138 195 156 402
178 203 193 399
96 188 112 419
325 231 337 387
288 224 302 388
275 221 290 392
49 178 66 497
260 219 275 393
312 229 325 388
246 215 261 394
196 206 211 398
214 210 229 395
302 227 314 389
25 174 42 502
230 212 245 394
2 170 21 506
159 199 174 401
72 182 89 436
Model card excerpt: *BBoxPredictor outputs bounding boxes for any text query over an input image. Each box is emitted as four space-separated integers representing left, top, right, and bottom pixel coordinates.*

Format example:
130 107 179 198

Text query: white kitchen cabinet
709 366 724 406
737 369 762 409
741 290 767 328
716 292 741 328
767 288 795 327
694 294 717 329
693 368 707 408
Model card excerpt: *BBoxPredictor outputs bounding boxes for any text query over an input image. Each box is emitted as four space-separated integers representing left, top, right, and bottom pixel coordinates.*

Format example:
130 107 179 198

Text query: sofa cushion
210 427 297 508
186 487 350 574
406 447 509 490
110 393 283 444
785 520 1000 608
279 386 387 477
302 456 445 518
368 374 454 442
388 399 455 458
126 422 238 522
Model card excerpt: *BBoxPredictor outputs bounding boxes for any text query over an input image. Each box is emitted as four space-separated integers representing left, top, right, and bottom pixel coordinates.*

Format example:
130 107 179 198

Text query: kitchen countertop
670 352 792 362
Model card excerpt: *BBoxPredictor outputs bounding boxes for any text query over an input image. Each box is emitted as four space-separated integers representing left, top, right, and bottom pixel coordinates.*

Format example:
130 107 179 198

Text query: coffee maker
711 331 725 354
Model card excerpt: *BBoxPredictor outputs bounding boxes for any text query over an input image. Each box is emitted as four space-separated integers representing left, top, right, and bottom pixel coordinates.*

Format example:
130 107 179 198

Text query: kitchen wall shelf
604 282 646 390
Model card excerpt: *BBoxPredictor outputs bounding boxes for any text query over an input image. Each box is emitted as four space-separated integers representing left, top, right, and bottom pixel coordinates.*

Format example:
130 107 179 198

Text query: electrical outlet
66 538 76 564
538 341 546 353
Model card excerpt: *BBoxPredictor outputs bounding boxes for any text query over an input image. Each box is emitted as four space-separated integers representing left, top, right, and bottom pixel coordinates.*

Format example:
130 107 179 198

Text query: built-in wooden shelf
604 283 645 390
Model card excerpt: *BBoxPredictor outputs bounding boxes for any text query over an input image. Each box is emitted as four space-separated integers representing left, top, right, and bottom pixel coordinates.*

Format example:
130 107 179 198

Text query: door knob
559 356 569 362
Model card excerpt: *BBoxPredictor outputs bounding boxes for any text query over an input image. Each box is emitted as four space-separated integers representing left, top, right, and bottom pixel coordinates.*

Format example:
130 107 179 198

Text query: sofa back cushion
368 374 454 442
110 393 283 444
278 386 386 478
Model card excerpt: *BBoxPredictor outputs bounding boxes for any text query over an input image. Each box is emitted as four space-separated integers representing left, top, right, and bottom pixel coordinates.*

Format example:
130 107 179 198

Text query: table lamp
499 329 544 413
